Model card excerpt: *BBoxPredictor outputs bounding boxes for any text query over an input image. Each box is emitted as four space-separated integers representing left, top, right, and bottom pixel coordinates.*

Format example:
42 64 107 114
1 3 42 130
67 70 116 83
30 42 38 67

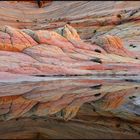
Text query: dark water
0 76 140 139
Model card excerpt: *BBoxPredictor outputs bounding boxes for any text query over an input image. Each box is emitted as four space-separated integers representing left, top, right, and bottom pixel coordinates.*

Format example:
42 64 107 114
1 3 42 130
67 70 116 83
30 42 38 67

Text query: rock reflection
0 78 140 139
0 78 140 121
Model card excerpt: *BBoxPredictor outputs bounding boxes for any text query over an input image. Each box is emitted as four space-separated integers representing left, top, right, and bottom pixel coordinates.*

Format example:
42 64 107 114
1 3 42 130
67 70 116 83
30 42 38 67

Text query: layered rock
0 25 139 76
0 26 38 52
92 35 138 58
0 1 140 139
0 1 139 52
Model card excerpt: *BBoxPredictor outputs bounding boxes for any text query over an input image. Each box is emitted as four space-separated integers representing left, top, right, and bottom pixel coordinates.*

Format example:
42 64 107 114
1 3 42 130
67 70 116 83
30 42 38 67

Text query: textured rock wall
0 25 139 76
0 1 139 58
0 1 140 139
0 1 139 49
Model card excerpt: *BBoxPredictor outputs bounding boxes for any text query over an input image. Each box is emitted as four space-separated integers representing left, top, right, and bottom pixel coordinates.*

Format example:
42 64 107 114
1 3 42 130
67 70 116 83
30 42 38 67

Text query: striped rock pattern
0 1 140 139
0 25 139 76
0 1 139 51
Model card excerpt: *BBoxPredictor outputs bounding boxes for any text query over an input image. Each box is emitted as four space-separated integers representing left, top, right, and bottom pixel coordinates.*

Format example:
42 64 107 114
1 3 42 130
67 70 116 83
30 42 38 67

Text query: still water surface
0 76 140 139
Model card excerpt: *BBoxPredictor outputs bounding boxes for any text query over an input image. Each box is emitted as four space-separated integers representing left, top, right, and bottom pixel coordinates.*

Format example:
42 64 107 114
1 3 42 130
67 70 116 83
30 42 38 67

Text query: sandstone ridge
0 25 139 76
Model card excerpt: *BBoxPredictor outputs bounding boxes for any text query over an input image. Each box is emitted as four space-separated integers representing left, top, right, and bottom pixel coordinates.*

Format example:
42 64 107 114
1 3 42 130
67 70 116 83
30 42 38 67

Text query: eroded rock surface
0 1 140 139
0 1 139 52
0 25 139 76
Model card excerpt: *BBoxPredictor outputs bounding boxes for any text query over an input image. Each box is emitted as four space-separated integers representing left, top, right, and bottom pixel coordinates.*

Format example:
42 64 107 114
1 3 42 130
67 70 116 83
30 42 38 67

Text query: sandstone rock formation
0 1 139 77
92 35 138 58
0 26 38 52
0 1 139 52
0 1 140 139
0 25 139 76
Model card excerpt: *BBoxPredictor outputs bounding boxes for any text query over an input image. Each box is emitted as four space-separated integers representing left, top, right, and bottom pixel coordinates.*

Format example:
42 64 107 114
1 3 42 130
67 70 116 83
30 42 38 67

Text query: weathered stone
0 26 38 52
92 35 137 58
0 25 139 76
0 1 140 139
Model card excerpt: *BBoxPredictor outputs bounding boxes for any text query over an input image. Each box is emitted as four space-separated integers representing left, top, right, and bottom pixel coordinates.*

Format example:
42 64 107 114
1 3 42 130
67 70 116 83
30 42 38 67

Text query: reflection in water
0 78 140 139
